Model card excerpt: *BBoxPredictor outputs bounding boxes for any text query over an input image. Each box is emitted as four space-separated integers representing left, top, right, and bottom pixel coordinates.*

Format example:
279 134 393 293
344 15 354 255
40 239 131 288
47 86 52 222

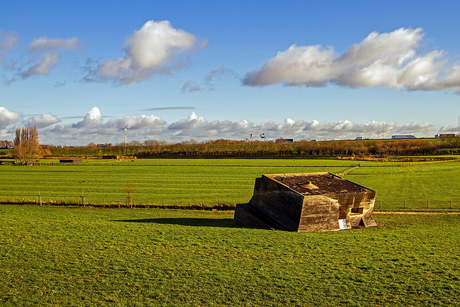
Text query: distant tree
13 126 42 164
129 140 142 146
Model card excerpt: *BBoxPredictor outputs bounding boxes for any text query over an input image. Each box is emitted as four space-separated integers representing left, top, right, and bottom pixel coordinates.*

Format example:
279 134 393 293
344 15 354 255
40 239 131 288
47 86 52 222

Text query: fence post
427 200 430 209
379 201 382 209
451 200 453 209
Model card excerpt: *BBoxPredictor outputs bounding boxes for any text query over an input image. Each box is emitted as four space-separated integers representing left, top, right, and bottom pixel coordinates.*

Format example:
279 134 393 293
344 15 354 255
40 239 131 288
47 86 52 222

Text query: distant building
275 138 294 143
392 135 416 139
0 140 12 149
435 134 456 138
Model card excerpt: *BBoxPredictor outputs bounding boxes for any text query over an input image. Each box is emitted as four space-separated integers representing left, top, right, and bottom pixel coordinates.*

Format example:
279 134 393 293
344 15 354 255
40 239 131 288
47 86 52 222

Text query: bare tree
14 126 42 164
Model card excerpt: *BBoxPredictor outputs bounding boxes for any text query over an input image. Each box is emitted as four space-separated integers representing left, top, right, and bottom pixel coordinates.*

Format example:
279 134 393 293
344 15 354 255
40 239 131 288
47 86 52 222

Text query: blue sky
1 0 460 145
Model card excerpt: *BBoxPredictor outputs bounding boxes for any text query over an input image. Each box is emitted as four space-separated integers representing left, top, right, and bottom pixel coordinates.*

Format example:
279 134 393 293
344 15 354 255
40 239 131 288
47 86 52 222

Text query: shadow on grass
113 218 241 228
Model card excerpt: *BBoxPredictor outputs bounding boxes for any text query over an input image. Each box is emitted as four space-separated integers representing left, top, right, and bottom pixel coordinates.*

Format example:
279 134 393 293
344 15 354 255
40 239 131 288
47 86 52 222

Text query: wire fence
374 200 459 211
1 196 459 211
0 197 237 210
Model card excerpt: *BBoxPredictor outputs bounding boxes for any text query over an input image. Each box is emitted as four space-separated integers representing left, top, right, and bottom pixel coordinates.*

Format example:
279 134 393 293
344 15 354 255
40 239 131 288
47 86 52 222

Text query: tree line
42 137 460 158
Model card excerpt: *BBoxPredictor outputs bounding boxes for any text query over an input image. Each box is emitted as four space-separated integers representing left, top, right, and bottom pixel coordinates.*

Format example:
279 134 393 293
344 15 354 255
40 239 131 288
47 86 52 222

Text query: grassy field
1 205 459 306
345 159 460 210
0 158 355 207
1 157 460 210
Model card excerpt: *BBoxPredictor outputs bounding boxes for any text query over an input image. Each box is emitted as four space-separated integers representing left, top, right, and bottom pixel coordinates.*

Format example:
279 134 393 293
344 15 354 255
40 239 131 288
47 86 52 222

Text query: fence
0 197 237 210
375 200 458 210
1 196 459 211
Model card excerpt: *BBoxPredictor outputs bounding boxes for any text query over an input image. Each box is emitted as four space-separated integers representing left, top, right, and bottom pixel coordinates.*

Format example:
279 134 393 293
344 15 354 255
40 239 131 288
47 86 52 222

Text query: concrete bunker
234 172 379 232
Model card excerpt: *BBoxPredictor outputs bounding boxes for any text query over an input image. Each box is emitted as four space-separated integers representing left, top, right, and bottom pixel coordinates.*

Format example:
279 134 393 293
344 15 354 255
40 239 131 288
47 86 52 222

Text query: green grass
1 157 460 210
344 160 460 210
0 159 354 206
1 205 459 306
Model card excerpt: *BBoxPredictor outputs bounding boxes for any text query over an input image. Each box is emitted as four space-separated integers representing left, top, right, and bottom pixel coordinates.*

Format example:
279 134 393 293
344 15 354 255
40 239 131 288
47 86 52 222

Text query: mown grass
1 157 460 210
0 159 354 206
344 159 460 210
0 205 459 306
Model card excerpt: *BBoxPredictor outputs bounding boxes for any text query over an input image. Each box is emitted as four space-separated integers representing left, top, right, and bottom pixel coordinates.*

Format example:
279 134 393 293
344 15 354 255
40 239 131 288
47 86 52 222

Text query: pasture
1 158 460 210
1 205 459 306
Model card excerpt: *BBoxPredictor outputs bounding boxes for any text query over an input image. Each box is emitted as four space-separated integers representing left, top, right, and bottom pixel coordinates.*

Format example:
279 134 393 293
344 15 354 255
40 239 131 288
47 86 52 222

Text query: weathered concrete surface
234 172 379 232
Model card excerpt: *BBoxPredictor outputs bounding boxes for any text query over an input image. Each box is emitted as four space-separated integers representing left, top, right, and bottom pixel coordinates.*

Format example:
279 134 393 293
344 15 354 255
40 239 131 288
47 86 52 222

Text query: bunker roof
268 172 372 196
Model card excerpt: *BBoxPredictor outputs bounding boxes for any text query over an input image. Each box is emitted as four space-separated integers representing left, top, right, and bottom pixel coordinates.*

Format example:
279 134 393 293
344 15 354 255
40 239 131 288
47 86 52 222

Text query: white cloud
28 113 61 128
103 114 165 130
72 107 103 128
395 122 432 133
439 125 458 133
243 27 460 93
21 53 61 78
28 37 80 52
0 107 442 144
0 106 21 128
244 45 335 86
14 36 81 79
168 112 207 130
96 20 202 84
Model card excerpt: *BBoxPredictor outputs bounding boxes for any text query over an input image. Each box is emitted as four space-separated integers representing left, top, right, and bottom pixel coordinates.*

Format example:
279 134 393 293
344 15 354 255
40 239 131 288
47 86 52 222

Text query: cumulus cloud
395 122 432 134
95 20 203 85
14 36 81 79
0 106 21 128
21 53 61 78
168 112 207 130
28 113 61 128
162 115 438 142
1 107 442 145
0 30 20 60
28 37 80 52
35 107 167 144
103 114 165 130
72 107 103 128
439 125 458 133
243 27 460 93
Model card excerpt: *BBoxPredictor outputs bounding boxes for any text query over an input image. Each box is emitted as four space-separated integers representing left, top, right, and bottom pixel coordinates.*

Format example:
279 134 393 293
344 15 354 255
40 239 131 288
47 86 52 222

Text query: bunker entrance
234 172 380 232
